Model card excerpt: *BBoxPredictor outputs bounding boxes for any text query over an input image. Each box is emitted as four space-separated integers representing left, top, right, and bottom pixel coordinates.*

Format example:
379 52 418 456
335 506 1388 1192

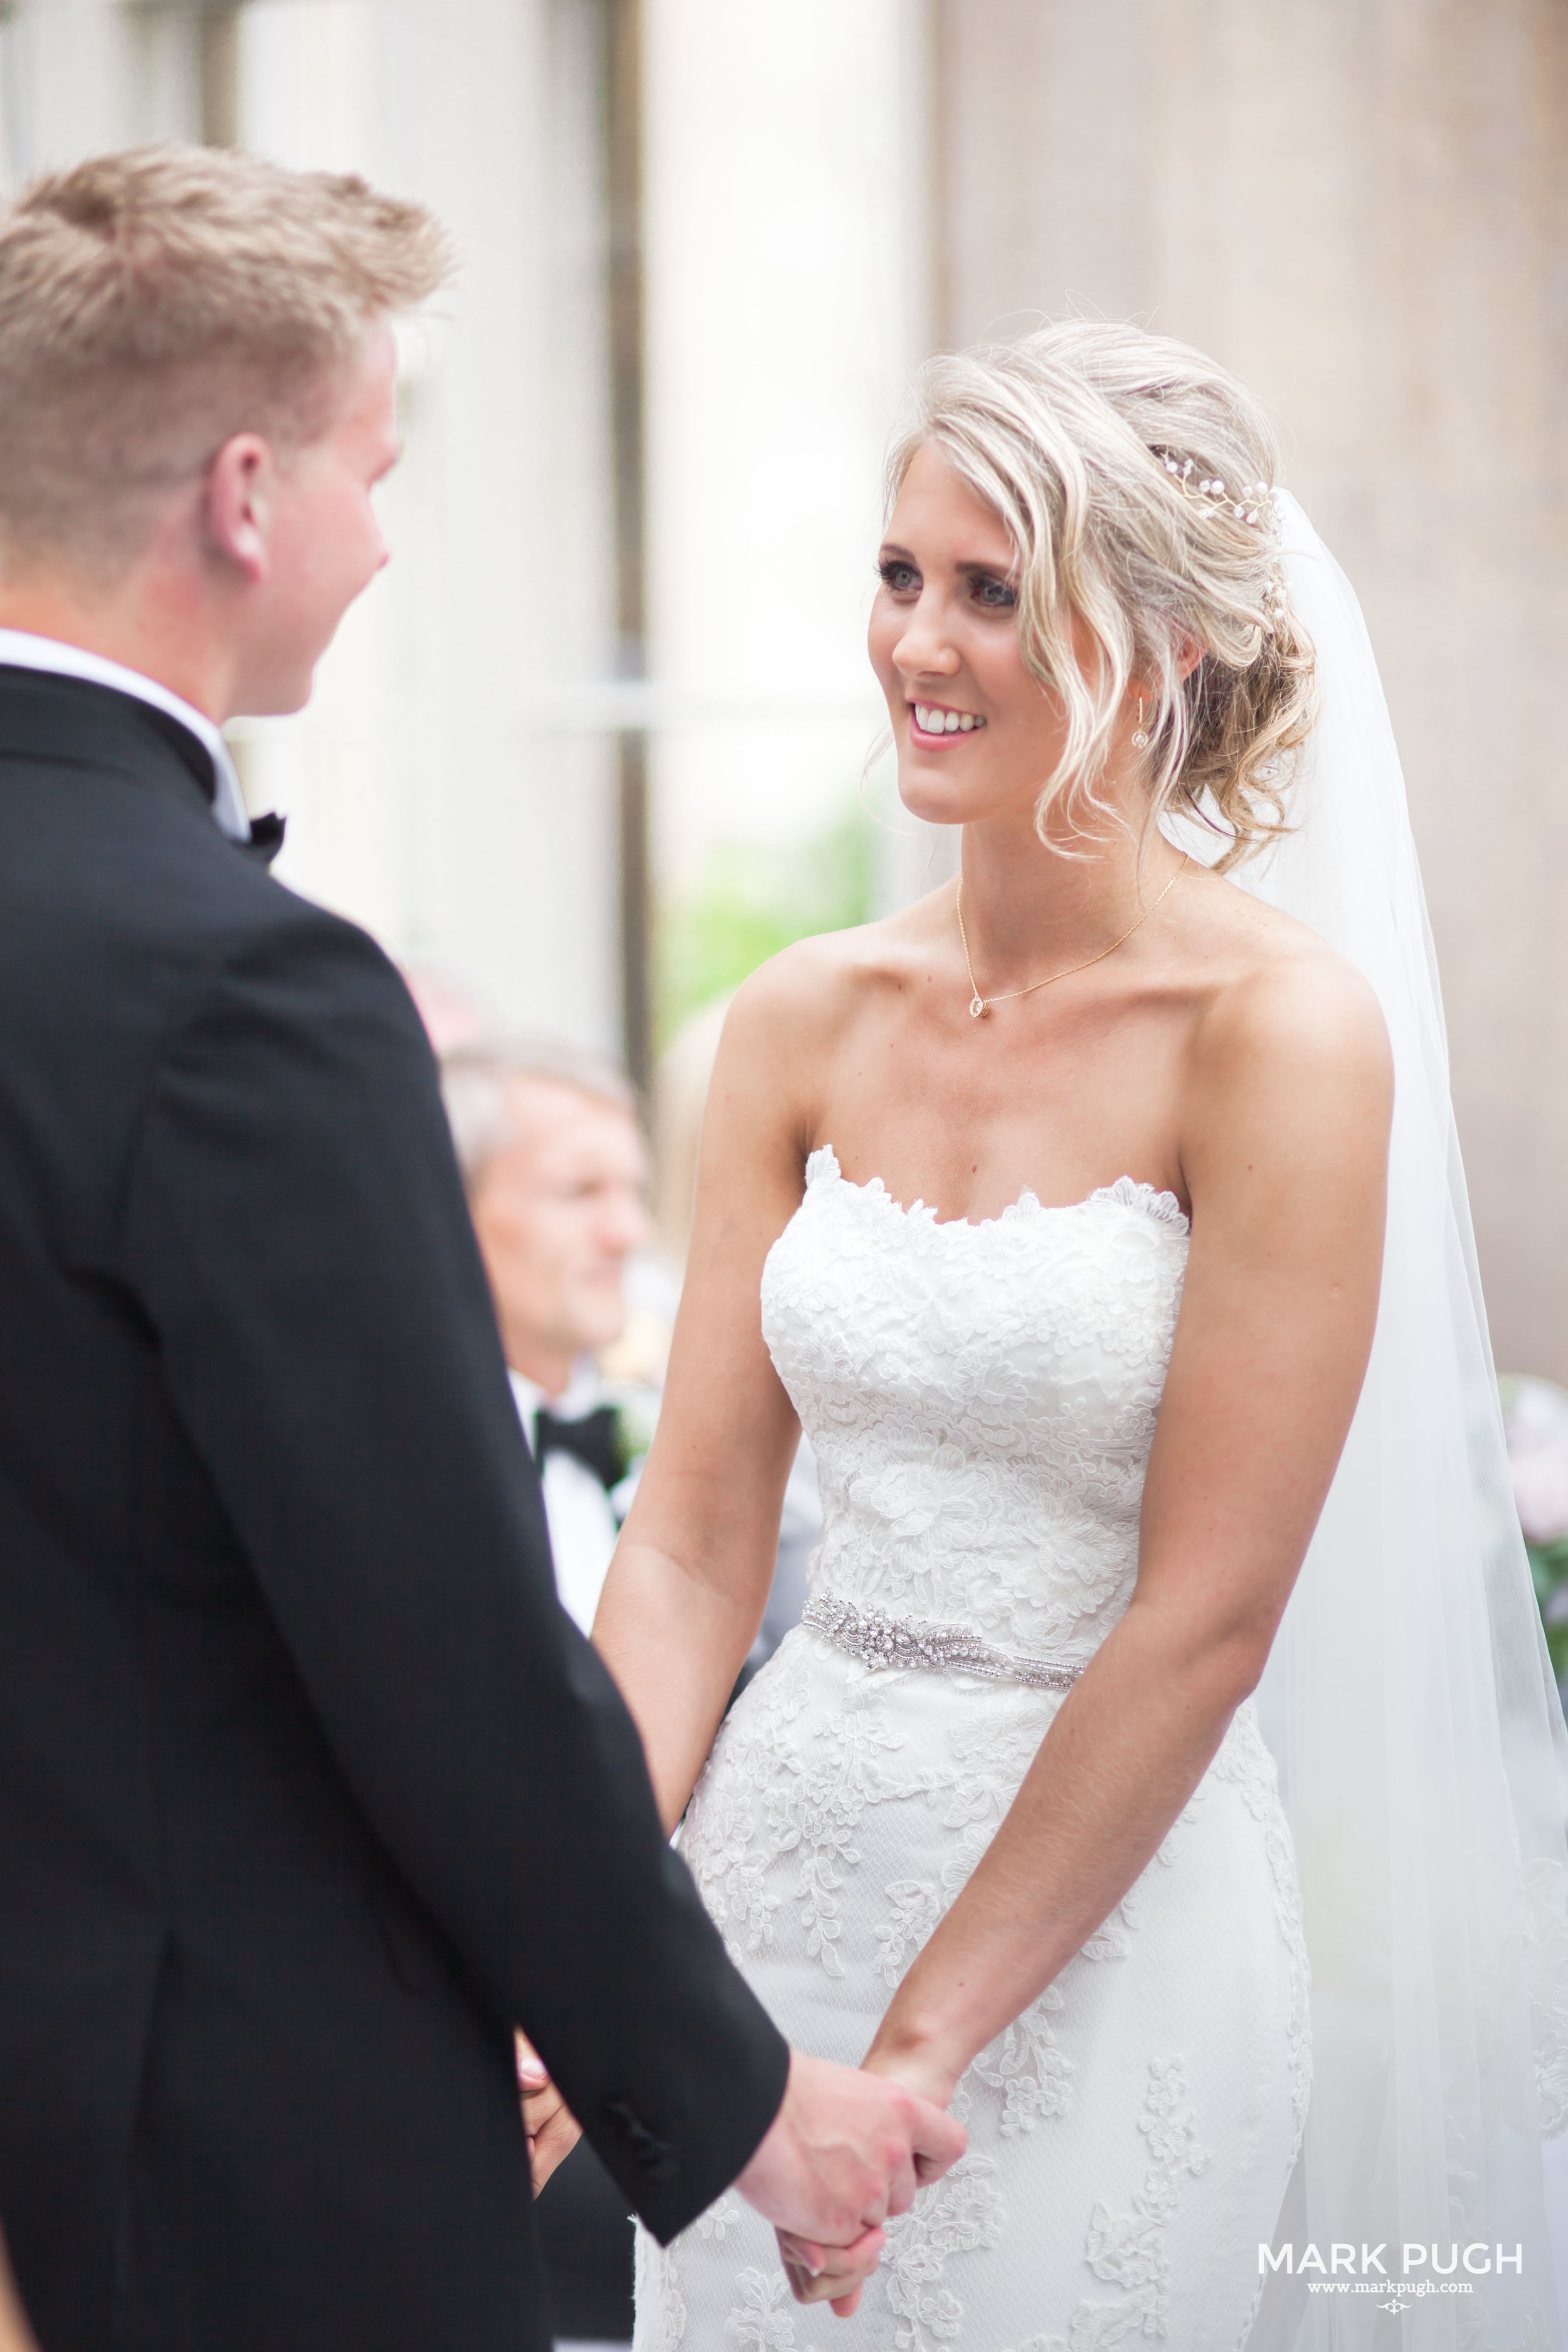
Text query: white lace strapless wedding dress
633 1148 1309 2352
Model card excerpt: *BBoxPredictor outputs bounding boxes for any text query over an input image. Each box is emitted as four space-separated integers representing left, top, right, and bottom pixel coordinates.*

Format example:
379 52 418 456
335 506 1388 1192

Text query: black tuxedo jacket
0 668 788 2352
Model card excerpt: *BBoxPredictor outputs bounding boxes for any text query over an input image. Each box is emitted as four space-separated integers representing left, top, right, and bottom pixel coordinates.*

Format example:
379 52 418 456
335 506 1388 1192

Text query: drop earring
1131 696 1150 751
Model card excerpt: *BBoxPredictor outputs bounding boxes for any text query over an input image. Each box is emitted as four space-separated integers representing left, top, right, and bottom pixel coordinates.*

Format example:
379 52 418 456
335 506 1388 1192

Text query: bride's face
869 441 1088 829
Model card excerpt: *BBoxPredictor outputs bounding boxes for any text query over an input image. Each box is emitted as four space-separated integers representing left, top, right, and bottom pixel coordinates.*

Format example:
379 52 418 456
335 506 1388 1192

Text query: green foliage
657 805 875 1048
1528 1537 1568 1681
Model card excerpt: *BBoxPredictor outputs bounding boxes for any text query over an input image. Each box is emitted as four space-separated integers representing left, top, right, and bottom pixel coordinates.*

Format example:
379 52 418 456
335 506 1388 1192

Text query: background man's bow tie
534 1404 623 1491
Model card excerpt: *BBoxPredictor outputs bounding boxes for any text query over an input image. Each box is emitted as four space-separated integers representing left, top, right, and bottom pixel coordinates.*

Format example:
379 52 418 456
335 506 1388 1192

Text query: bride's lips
907 699 988 747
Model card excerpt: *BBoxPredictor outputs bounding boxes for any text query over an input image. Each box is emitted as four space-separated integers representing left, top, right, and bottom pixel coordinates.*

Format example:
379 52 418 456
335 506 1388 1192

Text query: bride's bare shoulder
1180 864 1391 1109
704 912 929 1163
722 901 936 1057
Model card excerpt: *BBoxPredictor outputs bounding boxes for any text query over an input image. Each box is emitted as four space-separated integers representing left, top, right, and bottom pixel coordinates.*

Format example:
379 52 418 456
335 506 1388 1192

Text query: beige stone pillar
933 0 1568 1379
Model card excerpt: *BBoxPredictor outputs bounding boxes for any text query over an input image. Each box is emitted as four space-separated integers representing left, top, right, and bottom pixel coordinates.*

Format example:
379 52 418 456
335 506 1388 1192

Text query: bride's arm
593 960 828 1832
862 948 1393 2107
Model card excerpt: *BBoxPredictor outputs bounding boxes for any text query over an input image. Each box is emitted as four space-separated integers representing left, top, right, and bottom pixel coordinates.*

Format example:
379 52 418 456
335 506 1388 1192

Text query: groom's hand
734 2050 965 2312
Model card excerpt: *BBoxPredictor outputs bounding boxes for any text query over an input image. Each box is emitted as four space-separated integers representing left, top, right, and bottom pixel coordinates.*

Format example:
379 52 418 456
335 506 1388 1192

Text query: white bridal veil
1214 495 1568 2351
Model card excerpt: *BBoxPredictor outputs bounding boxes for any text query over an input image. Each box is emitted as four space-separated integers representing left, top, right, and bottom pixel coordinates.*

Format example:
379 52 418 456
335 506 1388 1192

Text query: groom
0 146 961 2352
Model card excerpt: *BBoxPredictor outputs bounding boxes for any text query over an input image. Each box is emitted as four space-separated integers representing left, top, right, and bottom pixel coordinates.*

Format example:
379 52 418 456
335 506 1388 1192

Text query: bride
580 323 1568 2350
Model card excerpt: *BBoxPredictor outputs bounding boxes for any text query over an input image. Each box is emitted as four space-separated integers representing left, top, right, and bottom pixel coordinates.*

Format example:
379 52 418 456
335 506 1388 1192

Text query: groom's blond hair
0 143 450 576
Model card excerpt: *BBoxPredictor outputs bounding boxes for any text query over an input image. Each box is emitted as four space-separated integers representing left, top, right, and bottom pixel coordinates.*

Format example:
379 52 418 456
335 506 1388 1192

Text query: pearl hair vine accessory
1260 568 1291 631
1153 447 1276 532
1150 447 1290 633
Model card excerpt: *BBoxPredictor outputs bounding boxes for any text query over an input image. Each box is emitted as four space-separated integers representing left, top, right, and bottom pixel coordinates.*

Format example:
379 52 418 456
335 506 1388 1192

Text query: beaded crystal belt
802 1592 1086 1694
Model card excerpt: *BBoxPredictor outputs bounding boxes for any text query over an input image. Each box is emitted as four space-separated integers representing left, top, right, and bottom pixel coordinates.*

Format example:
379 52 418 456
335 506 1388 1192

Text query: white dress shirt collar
0 627 252 841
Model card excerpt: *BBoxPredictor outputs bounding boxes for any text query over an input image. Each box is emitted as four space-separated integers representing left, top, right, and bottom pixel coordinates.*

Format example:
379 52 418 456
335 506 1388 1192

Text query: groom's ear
204 433 278 584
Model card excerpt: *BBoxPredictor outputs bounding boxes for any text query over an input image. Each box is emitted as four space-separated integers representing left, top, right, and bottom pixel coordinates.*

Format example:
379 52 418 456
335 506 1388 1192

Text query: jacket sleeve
119 898 788 2241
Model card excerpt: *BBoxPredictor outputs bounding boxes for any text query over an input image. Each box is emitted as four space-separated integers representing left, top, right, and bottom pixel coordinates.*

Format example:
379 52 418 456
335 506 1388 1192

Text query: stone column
933 0 1568 1379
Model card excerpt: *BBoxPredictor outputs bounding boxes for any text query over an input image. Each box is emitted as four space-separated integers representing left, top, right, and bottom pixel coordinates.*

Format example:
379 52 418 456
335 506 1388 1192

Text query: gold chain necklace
956 855 1189 1020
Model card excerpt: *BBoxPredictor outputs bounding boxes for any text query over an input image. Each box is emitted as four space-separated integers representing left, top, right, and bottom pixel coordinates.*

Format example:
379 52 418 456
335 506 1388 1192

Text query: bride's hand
774 2222 887 2317
856 2039 961 2137
516 2032 582 2193
770 2044 965 2316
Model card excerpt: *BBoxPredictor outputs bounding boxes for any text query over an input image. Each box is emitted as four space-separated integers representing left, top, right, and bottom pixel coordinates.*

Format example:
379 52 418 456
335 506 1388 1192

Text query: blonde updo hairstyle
889 320 1316 868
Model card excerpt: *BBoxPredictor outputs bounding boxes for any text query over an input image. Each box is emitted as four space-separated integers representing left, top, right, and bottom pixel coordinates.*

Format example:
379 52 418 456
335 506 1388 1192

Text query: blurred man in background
442 1034 659 2345
442 1037 653 1637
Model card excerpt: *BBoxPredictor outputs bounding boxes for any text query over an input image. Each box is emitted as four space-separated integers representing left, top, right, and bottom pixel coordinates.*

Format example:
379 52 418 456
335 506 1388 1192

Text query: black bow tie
534 1404 623 1491
237 812 286 867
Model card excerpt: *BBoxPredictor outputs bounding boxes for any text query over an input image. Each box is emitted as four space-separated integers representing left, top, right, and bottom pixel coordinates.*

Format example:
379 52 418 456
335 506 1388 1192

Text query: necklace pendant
969 996 988 1019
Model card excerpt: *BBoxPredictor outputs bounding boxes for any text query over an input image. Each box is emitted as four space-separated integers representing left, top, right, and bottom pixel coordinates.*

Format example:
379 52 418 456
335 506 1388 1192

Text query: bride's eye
878 559 919 595
971 573 1017 611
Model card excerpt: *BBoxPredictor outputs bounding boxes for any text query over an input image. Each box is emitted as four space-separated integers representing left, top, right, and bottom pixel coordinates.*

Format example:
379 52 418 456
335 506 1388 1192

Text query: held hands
514 2035 967 2322
736 2050 966 2318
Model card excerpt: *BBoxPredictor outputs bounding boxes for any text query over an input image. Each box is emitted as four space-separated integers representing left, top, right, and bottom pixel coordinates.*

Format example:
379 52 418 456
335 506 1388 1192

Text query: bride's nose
893 610 961 684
